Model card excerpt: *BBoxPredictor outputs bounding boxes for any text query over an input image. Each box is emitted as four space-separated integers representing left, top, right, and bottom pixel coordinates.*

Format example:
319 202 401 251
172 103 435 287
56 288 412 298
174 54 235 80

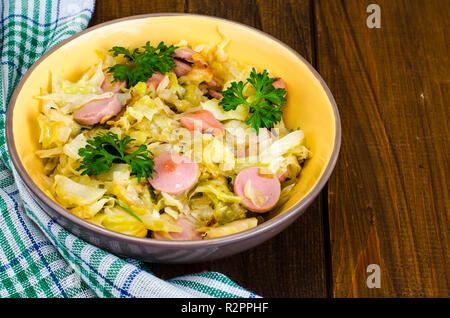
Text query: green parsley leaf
220 81 247 111
77 132 155 182
107 41 178 87
219 68 287 133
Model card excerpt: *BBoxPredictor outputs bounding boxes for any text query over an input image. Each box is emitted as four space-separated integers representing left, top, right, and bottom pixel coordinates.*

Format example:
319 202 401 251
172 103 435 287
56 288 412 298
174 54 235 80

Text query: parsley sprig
219 68 287 133
77 132 155 182
107 41 178 87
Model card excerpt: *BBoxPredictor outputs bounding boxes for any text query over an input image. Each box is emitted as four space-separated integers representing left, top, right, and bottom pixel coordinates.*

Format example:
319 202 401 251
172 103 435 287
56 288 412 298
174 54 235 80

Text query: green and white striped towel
0 0 258 298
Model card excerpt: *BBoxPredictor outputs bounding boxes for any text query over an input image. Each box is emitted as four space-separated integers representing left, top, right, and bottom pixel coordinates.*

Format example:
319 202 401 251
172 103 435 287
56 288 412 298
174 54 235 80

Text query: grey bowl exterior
6 13 341 264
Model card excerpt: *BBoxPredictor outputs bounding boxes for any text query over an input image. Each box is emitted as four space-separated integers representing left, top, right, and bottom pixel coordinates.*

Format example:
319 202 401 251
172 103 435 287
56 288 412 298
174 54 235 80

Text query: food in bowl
35 36 310 240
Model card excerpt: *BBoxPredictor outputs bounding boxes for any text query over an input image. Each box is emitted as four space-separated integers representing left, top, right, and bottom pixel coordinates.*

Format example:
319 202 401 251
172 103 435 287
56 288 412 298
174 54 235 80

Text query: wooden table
89 0 449 297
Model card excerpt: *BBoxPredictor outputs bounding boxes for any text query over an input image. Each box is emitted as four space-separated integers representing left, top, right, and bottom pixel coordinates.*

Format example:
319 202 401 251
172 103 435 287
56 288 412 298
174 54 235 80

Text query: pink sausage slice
272 78 286 89
148 153 199 195
172 59 192 77
146 72 165 89
234 167 281 213
208 89 223 100
272 78 287 97
101 73 126 93
153 217 202 241
207 79 218 87
179 110 225 136
73 95 122 125
173 47 208 67
173 47 197 63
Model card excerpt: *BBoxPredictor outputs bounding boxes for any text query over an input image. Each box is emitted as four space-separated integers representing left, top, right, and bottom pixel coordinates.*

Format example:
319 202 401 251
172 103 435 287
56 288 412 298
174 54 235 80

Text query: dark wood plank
89 0 328 297
89 0 186 26
315 0 449 297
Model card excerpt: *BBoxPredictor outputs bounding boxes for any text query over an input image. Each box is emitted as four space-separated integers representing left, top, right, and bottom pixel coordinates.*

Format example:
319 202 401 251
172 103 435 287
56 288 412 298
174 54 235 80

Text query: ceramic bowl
6 14 340 263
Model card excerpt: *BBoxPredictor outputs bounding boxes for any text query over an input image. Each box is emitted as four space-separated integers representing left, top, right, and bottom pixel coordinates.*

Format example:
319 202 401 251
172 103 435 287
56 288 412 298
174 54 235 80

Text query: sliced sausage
206 79 218 87
73 95 122 125
207 89 223 100
101 73 126 93
272 78 286 89
173 47 208 67
146 72 164 89
172 59 192 77
234 167 281 212
272 78 287 97
173 47 197 63
153 217 202 241
179 110 225 136
148 153 199 195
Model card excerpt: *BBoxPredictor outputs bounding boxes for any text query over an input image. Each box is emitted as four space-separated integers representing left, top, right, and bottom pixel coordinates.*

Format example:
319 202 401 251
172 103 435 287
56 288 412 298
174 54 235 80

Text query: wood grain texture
89 0 186 25
315 0 449 297
90 0 329 297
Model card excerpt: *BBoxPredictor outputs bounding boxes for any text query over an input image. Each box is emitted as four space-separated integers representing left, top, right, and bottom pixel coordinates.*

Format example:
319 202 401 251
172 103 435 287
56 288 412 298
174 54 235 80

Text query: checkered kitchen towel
0 0 258 298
